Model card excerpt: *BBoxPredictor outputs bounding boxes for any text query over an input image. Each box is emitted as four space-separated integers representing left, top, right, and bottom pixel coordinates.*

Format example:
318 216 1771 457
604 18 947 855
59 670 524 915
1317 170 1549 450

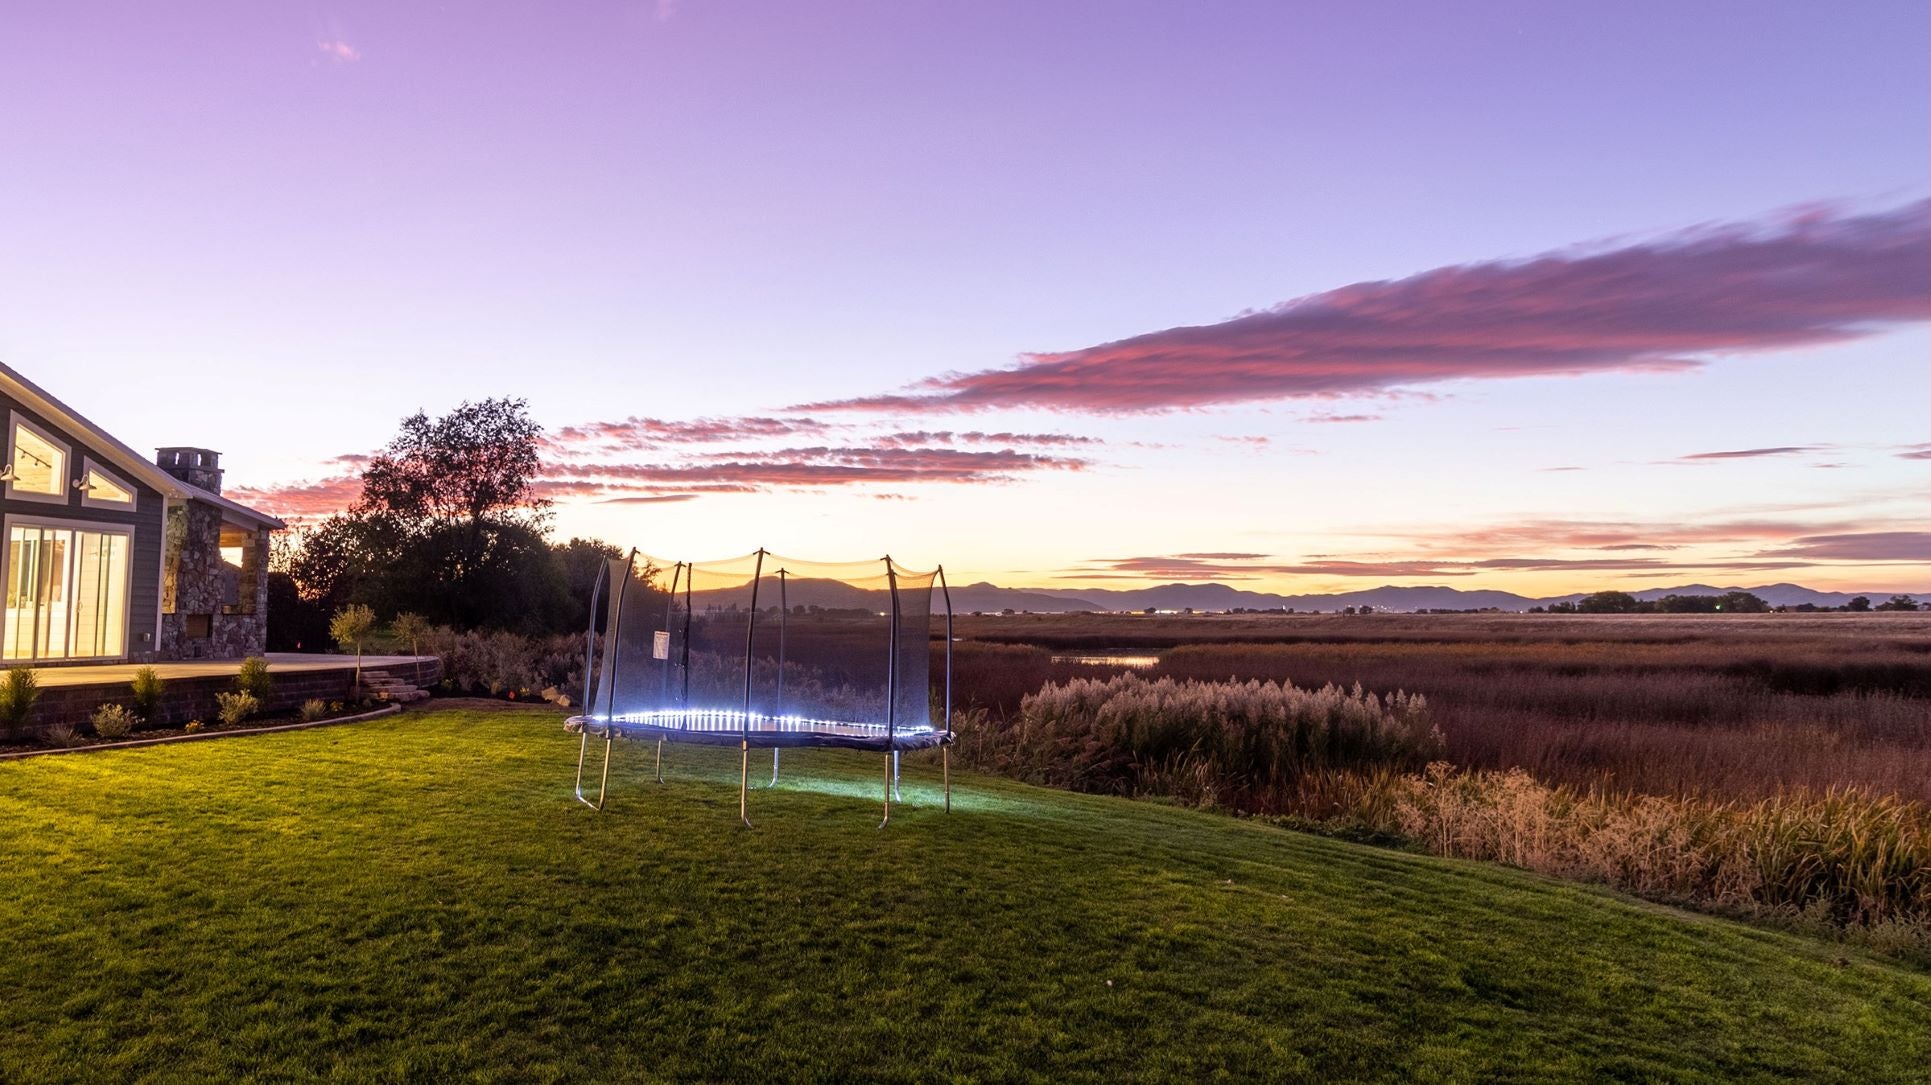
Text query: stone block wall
159 506 270 660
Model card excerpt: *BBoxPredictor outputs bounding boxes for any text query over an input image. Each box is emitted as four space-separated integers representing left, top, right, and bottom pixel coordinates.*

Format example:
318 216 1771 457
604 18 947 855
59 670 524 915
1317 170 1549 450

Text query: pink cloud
550 415 832 451
871 430 1100 448
227 475 362 518
800 199 1931 414
537 443 1089 503
317 40 361 63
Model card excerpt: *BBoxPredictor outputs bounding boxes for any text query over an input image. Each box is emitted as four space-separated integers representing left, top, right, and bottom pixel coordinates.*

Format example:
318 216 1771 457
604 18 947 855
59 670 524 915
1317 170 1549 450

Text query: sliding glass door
3 522 130 662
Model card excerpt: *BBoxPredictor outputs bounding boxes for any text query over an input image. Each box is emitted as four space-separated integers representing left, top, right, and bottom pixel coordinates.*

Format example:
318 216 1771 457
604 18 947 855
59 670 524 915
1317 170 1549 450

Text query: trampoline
567 549 954 826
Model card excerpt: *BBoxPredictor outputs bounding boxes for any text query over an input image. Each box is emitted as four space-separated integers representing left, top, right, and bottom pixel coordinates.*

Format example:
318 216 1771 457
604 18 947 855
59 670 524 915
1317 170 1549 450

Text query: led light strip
599 708 937 735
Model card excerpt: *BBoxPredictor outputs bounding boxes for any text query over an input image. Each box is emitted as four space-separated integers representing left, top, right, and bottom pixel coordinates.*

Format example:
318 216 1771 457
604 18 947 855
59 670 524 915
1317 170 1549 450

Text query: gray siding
0 391 166 662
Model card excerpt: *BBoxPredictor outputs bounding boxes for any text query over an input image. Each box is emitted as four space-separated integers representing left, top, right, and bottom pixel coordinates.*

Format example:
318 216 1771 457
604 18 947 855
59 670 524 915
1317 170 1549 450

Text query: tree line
1530 591 1921 615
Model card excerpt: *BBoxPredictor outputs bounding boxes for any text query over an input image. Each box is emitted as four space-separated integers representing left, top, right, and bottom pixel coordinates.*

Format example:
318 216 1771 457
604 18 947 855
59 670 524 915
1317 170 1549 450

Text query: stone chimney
156 447 223 494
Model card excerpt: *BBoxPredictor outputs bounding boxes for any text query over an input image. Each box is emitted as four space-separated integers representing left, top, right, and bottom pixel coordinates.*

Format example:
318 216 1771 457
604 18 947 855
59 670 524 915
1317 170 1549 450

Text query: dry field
947 611 1931 803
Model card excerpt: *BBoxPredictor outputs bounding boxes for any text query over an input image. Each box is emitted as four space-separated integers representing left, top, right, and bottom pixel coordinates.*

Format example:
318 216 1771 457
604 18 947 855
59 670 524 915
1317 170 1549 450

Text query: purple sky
3 1 1929 592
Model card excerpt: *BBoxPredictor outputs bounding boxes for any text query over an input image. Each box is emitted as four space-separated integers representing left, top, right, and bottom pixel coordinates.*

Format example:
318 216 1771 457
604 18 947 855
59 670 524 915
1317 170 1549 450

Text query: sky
2 1 1929 595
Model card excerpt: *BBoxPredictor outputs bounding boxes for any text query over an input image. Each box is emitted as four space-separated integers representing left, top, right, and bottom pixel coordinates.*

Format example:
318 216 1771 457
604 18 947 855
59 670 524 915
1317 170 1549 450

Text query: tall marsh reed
1311 764 1931 954
957 672 1442 812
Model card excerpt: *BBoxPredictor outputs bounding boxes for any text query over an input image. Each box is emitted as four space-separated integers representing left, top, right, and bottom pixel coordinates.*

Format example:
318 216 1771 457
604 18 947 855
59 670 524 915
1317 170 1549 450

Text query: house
0 361 285 666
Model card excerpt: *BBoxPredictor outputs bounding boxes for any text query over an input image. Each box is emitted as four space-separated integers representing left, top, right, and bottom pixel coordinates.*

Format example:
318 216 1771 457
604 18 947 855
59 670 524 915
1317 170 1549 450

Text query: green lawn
2 705 1927 1083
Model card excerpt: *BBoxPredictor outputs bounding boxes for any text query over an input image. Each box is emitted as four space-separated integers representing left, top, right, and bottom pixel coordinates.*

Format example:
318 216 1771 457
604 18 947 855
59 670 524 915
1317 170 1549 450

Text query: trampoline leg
943 746 951 814
575 731 612 812
654 738 664 784
769 748 781 788
878 751 892 829
739 741 753 829
892 750 902 802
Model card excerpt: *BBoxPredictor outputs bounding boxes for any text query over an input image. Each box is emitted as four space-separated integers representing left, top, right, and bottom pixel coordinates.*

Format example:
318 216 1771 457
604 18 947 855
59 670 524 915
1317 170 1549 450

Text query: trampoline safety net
579 550 954 754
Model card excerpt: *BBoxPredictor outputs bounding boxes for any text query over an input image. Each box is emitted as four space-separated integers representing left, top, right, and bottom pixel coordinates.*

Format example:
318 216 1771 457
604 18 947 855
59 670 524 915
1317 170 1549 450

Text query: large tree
290 399 570 632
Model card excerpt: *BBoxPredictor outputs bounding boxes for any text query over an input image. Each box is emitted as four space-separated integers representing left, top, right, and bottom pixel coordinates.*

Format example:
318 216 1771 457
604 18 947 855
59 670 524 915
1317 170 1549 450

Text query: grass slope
1 704 1927 1083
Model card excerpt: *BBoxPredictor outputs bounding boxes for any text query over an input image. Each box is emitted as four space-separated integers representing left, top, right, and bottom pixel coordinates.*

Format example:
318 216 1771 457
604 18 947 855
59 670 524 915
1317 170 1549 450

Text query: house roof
0 359 287 531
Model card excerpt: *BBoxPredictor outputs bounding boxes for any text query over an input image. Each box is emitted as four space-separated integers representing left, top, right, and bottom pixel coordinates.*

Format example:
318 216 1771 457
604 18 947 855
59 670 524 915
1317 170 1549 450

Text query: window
80 458 136 511
2 520 130 661
7 414 69 503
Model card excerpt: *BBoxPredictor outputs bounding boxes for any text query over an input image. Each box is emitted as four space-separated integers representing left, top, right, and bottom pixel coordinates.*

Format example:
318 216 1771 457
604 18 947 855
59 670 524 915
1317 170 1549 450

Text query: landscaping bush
130 665 166 723
91 703 135 740
299 699 329 723
424 626 587 700
957 673 1441 813
0 667 39 740
43 721 79 747
235 656 273 702
216 691 261 727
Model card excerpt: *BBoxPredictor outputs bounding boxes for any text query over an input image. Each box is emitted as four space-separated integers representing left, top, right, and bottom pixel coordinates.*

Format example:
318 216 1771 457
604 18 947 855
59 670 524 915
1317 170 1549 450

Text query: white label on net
652 631 670 660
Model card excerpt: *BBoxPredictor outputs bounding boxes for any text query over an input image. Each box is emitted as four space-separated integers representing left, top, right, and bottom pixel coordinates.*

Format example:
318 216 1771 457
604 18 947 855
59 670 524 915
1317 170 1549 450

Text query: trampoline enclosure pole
881 558 899 827
739 550 764 828
602 551 638 724
940 565 953 814
773 569 787 786
581 559 607 714
660 562 683 707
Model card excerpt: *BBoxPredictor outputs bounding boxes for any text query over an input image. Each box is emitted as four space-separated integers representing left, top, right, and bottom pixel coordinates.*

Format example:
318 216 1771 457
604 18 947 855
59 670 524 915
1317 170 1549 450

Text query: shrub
959 673 1441 813
299 698 329 723
236 656 273 701
0 667 40 739
43 722 79 748
184 720 204 734
423 625 588 701
91 703 135 740
216 691 261 727
130 665 166 723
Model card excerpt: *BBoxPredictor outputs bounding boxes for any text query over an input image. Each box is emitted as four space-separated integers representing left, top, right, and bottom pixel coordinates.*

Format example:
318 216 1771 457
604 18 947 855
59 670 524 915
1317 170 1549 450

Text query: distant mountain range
946 581 1910 614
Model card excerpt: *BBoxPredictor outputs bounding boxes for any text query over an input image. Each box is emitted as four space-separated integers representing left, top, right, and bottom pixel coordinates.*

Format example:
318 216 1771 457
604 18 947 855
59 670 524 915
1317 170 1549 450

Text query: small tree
1876 595 1921 612
1847 596 1872 612
331 603 377 693
0 667 39 740
130 666 166 724
392 612 431 657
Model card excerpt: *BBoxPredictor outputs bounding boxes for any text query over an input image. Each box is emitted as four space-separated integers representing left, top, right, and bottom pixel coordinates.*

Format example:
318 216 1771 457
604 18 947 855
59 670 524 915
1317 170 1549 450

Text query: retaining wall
17 658 442 734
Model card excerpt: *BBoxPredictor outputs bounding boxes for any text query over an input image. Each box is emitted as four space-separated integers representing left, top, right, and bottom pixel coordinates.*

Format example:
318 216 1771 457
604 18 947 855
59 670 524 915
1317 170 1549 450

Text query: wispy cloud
317 39 361 63
1761 531 1931 561
551 415 832 451
1070 549 1825 582
227 475 363 519
801 198 1931 415
1674 445 1830 462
